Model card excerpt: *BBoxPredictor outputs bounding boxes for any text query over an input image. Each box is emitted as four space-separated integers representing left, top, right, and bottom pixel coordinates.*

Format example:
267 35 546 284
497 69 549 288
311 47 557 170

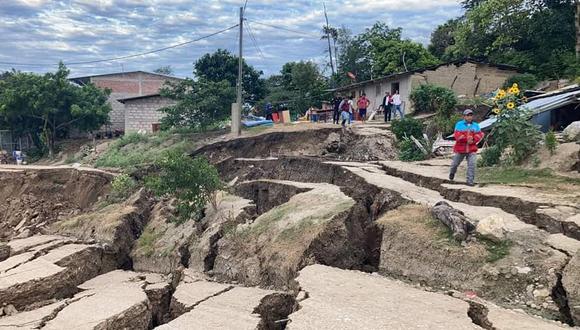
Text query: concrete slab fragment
289 264 479 330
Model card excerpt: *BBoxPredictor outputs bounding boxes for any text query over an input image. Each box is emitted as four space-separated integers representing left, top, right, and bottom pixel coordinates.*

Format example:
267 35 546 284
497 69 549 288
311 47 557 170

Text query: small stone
511 268 519 276
542 303 549 309
476 215 507 243
526 284 535 296
533 288 550 299
515 266 532 274
3 304 17 316
505 273 512 279
531 303 538 309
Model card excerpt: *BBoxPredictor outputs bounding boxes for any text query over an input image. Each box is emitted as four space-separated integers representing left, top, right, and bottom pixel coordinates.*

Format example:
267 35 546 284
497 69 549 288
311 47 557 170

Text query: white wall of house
339 76 412 114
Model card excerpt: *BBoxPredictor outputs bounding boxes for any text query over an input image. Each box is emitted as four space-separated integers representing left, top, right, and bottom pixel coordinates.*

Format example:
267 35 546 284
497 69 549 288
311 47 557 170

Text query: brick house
118 94 176 133
333 59 520 114
69 71 182 133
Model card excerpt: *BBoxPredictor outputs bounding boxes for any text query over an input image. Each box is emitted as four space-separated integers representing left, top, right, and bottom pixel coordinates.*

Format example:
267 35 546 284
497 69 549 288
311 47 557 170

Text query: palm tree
322 25 336 76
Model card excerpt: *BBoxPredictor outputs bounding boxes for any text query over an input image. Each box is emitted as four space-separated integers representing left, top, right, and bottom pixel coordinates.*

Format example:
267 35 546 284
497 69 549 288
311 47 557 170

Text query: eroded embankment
378 161 580 241
191 126 397 163
0 167 113 241
212 156 580 325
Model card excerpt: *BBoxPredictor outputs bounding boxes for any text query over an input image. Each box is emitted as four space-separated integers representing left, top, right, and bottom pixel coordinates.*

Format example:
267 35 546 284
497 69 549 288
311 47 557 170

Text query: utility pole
323 2 335 78
232 6 243 136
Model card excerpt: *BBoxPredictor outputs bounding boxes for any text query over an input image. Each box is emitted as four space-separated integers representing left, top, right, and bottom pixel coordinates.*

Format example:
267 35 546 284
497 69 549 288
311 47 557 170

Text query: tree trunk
577 0 580 59
431 201 475 241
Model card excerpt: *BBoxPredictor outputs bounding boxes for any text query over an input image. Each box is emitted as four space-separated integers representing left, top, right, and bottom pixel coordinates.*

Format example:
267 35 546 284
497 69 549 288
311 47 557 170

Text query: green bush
478 145 502 167
391 117 423 140
410 84 458 116
398 138 427 162
503 74 538 91
493 110 542 165
109 174 137 202
145 151 223 223
545 130 558 155
434 113 462 136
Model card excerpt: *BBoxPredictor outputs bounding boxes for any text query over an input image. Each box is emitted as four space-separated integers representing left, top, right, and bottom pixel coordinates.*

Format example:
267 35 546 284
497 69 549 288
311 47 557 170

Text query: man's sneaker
449 173 455 181
466 182 475 187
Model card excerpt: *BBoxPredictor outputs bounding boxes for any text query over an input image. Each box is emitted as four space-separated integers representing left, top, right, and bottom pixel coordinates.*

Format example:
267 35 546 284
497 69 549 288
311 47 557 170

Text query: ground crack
35 293 96 329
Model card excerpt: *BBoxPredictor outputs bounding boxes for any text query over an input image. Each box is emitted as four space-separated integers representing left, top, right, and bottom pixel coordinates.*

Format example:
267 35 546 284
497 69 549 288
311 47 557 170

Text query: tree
371 39 439 76
159 78 235 130
429 19 461 60
262 61 328 117
334 22 438 86
576 0 580 58
335 27 372 86
445 0 578 79
194 49 266 104
145 151 223 223
0 63 111 156
153 66 174 76
461 0 486 9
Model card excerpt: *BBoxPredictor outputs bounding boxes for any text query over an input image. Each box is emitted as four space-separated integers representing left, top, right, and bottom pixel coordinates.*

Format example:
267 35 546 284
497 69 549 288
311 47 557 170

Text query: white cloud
0 0 463 77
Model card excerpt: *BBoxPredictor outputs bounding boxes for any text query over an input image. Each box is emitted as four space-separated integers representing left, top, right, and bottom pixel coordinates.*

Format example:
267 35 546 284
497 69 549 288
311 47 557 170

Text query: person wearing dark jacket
382 91 392 122
332 95 342 124
449 109 484 186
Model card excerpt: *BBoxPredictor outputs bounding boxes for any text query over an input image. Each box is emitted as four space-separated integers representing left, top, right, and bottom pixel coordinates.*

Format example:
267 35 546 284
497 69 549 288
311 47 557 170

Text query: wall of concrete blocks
90 72 181 132
124 96 176 133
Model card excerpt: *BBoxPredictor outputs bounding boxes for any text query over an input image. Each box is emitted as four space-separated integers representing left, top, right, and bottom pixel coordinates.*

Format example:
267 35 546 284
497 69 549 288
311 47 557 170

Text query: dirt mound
0 168 112 241
192 126 397 163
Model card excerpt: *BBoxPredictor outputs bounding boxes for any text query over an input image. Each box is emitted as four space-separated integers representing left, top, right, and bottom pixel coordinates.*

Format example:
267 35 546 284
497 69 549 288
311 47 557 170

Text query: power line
242 0 249 13
0 24 239 68
245 19 320 38
245 21 265 59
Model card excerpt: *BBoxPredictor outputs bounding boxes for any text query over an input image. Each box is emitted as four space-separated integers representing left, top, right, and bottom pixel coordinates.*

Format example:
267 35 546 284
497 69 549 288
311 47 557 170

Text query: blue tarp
242 115 274 128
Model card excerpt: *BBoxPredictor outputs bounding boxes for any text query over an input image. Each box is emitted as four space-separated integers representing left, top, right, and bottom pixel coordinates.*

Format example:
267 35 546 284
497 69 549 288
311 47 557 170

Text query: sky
0 0 464 78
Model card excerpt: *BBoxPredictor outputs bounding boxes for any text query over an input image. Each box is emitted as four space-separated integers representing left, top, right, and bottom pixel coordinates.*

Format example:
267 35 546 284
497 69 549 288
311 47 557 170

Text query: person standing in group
348 96 355 123
332 94 342 125
357 93 370 123
392 90 404 119
449 109 484 187
382 91 392 122
338 96 351 127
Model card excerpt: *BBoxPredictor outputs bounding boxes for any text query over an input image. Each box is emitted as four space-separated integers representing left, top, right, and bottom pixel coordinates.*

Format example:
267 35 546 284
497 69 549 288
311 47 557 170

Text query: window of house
391 82 400 94
152 123 160 133
376 84 381 96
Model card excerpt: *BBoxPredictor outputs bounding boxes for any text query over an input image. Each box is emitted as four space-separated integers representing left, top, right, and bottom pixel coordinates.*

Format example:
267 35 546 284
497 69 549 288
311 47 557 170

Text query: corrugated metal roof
479 89 580 130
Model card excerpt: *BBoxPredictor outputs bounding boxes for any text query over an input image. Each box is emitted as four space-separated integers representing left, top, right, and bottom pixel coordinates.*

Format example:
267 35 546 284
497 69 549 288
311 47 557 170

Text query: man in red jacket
449 109 484 186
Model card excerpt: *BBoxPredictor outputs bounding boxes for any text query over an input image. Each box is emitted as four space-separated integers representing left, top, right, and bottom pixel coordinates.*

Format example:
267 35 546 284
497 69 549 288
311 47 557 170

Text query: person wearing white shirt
392 90 404 119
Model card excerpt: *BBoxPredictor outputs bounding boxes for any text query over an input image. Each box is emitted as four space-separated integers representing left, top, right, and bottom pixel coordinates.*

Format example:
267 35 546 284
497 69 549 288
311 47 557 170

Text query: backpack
341 101 350 112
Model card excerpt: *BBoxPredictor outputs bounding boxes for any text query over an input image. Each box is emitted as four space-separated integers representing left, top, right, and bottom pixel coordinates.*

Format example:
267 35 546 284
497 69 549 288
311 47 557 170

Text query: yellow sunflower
512 83 518 88
497 89 507 99
492 108 501 114
508 87 520 95
506 102 516 109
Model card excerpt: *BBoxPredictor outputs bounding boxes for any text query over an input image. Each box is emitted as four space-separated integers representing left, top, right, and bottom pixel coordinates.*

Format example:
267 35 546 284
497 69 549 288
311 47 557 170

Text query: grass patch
425 217 462 247
94 132 197 171
136 226 164 257
478 236 512 262
478 167 580 186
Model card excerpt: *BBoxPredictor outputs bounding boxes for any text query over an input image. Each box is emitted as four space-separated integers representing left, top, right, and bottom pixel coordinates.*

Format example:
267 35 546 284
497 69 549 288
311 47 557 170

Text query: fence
0 130 33 152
